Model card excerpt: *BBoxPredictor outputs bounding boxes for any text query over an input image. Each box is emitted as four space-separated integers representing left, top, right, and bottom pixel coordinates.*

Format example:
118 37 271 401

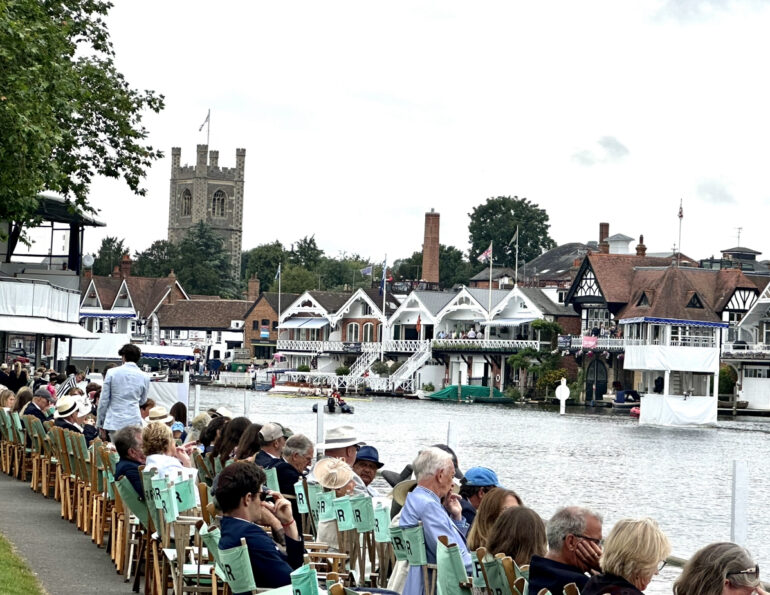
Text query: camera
259 484 274 503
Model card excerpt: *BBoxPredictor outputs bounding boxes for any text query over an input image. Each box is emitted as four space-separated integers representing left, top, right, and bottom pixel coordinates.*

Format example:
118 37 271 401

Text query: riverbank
0 530 44 595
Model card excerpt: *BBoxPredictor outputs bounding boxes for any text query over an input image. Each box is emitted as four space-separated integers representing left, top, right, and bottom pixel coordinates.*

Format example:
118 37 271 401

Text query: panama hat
54 396 80 419
392 479 418 507
320 425 364 450
147 405 174 425
211 406 233 419
313 457 354 490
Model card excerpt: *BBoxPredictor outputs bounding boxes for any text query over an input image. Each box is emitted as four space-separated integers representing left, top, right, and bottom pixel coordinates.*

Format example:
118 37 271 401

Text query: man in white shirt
97 343 150 441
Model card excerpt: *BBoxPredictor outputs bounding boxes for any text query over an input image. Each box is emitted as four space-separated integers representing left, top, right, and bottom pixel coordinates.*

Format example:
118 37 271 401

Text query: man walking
97 344 149 441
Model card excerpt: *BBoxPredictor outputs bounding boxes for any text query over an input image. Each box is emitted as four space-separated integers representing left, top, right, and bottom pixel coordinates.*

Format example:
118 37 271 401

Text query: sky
23 0 770 264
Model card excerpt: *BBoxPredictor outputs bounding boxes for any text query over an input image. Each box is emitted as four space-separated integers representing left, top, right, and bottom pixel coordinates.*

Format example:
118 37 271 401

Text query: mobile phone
260 484 274 503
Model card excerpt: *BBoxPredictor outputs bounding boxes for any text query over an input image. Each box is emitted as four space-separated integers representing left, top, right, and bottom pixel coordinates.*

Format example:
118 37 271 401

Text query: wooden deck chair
69 430 93 533
0 409 11 474
11 412 32 480
29 417 56 498
562 583 579 595
197 482 212 524
22 415 42 491
215 537 257 595
192 450 213 486
171 519 215 595
115 475 152 594
481 552 513 595
536 589 551 595
139 467 165 595
513 577 528 595
436 536 472 595
399 523 437 595
91 439 112 546
49 426 76 520
98 447 123 569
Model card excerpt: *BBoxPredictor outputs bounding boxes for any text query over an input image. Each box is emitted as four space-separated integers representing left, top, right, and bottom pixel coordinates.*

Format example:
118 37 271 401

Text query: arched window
181 189 192 216
212 190 226 217
362 322 374 342
347 322 360 342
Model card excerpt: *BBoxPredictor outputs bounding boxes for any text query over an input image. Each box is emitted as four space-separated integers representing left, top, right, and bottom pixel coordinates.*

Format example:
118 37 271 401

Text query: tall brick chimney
421 209 440 284
599 222 610 254
636 234 647 257
247 275 261 301
120 253 132 278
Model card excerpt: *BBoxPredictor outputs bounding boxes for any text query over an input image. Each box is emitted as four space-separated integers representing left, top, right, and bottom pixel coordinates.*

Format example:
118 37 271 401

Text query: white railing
217 372 252 387
570 336 625 351
390 342 432 392
624 338 717 348
431 339 539 351
722 342 770 356
276 340 381 353
348 349 380 379
382 340 430 352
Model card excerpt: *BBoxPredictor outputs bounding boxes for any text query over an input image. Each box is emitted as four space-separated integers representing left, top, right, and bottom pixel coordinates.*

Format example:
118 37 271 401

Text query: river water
195 388 770 594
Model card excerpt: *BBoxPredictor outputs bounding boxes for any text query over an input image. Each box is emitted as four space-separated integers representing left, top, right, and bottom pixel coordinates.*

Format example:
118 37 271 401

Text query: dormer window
636 292 650 307
686 293 704 309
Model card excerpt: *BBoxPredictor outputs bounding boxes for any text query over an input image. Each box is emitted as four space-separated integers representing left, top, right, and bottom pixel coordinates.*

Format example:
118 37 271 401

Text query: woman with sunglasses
674 542 767 595
582 518 671 594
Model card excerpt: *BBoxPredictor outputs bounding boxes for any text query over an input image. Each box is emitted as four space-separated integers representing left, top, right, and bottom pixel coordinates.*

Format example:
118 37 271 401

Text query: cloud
654 0 763 23
696 179 736 204
572 136 629 166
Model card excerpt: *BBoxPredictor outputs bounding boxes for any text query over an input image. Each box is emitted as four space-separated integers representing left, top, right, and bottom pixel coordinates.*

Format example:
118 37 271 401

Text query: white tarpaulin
624 345 719 373
0 314 96 339
61 333 131 360
0 278 79 322
148 381 189 409
639 394 717 426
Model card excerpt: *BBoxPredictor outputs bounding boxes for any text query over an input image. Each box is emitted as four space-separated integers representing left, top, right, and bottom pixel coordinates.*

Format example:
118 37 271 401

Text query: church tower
168 145 245 278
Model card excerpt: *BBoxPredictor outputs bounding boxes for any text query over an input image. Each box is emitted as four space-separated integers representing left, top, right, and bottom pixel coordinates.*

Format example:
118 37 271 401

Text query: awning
279 317 329 329
620 317 729 329
139 344 195 362
0 314 96 339
80 307 136 319
479 317 537 327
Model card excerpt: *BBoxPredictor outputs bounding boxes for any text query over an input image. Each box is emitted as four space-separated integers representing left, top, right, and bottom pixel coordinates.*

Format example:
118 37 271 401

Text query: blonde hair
674 542 760 595
467 488 522 550
142 422 173 457
601 518 671 582
0 389 15 408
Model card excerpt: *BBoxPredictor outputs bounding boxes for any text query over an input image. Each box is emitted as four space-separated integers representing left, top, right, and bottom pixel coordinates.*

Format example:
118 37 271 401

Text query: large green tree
468 196 556 268
133 240 178 278
0 0 164 248
289 235 324 271
277 264 318 293
393 245 473 289
318 253 370 291
92 236 129 276
175 222 238 298
242 241 284 285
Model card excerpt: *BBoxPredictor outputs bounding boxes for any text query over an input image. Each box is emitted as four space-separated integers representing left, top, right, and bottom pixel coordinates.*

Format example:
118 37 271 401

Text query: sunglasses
727 565 759 580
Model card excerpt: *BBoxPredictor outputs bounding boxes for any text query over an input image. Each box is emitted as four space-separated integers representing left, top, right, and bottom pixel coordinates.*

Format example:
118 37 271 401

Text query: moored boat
427 384 510 404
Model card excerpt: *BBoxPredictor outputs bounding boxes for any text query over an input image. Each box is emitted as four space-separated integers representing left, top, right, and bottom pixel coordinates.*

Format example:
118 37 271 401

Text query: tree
289 235 324 271
175 222 238 298
133 240 178 278
92 237 129 276
242 241 284 285
318 254 370 291
0 0 164 244
392 252 423 281
468 196 556 269
277 264 318 293
439 245 473 288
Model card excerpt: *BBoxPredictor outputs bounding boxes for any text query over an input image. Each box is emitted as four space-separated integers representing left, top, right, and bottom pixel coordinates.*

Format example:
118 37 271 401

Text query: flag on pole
508 227 519 247
360 265 373 276
477 242 492 263
198 109 210 132
379 258 387 295
274 262 281 280
678 201 683 219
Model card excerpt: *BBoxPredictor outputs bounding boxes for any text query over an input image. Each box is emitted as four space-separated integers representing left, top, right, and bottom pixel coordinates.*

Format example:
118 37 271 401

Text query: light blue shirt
97 362 149 431
400 485 471 595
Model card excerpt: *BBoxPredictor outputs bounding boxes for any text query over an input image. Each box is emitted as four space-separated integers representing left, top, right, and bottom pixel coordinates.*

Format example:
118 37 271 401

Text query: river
193 388 770 594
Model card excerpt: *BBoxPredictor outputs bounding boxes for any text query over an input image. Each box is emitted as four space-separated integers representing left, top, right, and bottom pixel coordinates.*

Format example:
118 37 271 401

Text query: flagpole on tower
199 109 211 147
487 242 493 340
677 199 683 268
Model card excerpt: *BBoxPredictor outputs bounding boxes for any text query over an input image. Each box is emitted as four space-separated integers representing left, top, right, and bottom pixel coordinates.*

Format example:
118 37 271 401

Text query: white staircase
389 341 432 392
347 348 380 379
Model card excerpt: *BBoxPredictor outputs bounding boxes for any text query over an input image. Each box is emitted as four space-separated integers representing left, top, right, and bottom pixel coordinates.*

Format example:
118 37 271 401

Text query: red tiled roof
157 299 250 329
81 274 182 316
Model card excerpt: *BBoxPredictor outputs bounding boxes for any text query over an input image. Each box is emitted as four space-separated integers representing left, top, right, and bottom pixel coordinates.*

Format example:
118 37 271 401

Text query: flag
477 242 492 263
360 265 373 276
678 202 683 219
274 262 281 280
198 109 210 132
379 258 387 295
508 227 519 247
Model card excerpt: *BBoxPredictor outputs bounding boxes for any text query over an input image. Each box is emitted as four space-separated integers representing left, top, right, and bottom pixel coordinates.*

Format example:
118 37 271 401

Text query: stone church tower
167 145 245 278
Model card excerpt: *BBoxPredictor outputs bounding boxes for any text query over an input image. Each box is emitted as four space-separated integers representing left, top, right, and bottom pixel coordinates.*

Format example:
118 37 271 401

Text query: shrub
335 366 350 376
296 364 310 372
390 360 404 373
535 368 568 396
719 364 737 394
505 387 523 401
422 382 435 392
370 360 390 375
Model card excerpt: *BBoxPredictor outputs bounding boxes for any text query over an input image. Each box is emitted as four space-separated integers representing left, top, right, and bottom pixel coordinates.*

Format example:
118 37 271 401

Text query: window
636 292 650 307
361 304 372 316
252 320 259 330
744 367 768 379
686 294 704 309
272 321 278 330
347 322 360 342
212 190 226 217
363 322 374 342
261 319 269 326
181 189 192 216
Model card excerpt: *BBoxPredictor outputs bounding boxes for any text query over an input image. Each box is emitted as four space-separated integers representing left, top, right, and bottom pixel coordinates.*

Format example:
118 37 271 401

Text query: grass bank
0 531 45 595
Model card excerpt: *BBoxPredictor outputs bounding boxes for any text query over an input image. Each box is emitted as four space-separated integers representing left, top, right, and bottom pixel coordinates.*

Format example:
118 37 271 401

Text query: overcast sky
25 0 770 264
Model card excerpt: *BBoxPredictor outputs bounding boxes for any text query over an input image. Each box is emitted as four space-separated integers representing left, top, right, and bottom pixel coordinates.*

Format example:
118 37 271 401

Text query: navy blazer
23 401 52 424
254 450 280 470
115 458 144 500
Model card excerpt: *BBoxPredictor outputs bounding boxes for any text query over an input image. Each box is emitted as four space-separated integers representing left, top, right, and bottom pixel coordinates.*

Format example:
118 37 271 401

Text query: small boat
428 385 511 404
630 406 641 418
312 397 354 414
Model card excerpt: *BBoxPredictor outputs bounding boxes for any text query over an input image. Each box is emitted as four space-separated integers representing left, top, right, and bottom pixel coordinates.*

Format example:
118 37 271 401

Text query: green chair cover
402 524 428 567
374 502 391 543
390 527 408 561
264 466 280 492
174 476 197 512
483 555 512 595
317 491 335 523
332 495 355 531
293 480 309 514
199 522 221 564
436 538 472 595
115 475 149 527
141 468 161 530
350 494 375 533
289 563 319 595
216 539 257 594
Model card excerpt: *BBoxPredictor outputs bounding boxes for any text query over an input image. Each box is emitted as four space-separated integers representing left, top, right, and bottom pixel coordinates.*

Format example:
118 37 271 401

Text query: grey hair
283 434 313 458
547 506 603 551
113 425 142 459
674 542 760 595
413 446 454 481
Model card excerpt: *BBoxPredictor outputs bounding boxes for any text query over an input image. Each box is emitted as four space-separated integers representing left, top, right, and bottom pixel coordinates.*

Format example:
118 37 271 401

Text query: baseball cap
171 421 185 433
462 466 501 487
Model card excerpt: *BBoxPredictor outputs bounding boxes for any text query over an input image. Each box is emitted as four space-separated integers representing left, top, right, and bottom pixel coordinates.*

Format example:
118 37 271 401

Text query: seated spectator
169 401 187 426
184 412 212 445
23 388 55 423
528 506 603 594
200 415 229 454
254 422 289 468
673 542 766 595
400 447 472 595
0 389 16 411
314 457 356 551
53 396 95 443
171 421 185 442
486 506 546 567
582 518 670 595
147 405 174 426
139 398 156 425
210 406 234 420
55 364 79 398
13 386 34 414
114 425 146 498
467 487 522 550
459 466 502 525
353 445 384 496
142 422 196 481
235 423 264 461
212 416 250 466
214 461 303 591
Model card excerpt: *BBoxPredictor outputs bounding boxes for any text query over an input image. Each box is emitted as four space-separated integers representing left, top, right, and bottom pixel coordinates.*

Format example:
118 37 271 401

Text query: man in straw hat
400 446 472 595
312 425 368 494
97 343 150 441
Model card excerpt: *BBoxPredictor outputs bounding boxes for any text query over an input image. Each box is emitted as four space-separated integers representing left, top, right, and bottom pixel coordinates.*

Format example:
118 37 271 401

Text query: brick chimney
111 265 120 277
120 253 132 278
599 222 610 254
421 209 440 284
636 234 647 257
84 268 92 280
166 270 178 304
247 275 261 301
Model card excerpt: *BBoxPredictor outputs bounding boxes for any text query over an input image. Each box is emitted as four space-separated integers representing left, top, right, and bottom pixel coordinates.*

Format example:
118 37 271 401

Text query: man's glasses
657 560 667 572
574 534 603 546
727 565 759 580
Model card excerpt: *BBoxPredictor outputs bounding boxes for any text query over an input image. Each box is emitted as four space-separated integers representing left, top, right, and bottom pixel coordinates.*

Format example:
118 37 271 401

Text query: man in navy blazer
113 425 146 498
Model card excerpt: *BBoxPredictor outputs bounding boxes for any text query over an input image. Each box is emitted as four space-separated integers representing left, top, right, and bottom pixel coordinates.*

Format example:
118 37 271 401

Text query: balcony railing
431 339 539 351
278 338 540 354
722 342 770 358
623 338 717 348
569 336 625 351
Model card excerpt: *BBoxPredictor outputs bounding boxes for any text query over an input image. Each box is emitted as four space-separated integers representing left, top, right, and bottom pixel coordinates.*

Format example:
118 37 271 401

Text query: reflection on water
195 389 770 594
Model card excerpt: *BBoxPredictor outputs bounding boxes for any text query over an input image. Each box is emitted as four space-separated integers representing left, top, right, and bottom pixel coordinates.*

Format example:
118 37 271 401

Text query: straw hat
313 457 354 490
147 405 174 424
54 396 80 419
392 479 418 506
320 425 364 450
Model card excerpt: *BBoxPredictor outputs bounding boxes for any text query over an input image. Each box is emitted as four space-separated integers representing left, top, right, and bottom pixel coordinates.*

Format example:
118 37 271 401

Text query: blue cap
463 466 500 487
355 445 384 468
171 421 185 432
